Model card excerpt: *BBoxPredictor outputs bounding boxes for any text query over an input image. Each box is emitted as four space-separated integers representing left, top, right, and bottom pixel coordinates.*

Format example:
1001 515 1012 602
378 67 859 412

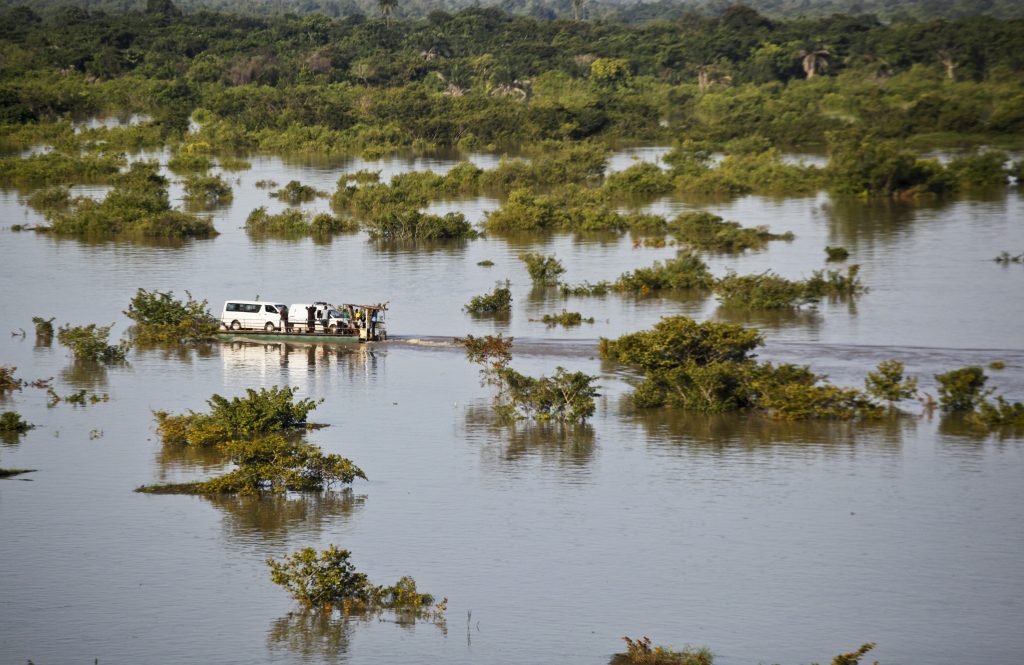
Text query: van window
226 303 239 312
265 305 277 313
242 303 260 313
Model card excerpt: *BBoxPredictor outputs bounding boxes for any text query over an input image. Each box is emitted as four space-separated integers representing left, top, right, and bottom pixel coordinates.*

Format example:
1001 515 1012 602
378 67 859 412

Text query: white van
289 302 352 332
220 301 289 331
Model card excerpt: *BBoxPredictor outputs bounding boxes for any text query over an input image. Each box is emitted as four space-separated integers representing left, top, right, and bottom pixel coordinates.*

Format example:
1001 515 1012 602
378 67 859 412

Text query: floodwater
1 149 1022 665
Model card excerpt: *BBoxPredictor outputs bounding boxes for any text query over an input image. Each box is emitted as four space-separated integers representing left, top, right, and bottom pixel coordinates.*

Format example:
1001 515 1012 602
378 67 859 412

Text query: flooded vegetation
2 1 1024 664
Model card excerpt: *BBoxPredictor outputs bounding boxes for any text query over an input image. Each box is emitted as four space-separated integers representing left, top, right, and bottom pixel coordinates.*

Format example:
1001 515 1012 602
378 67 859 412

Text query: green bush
183 173 233 209
865 360 918 404
0 151 124 186
618 635 713 665
825 246 850 261
540 310 593 326
0 365 23 391
465 283 512 315
559 281 613 296
365 210 475 240
935 367 990 412
715 266 864 309
267 545 442 616
519 253 566 284
946 150 1010 188
26 186 71 212
270 180 324 204
31 317 55 339
57 323 129 363
616 253 714 294
167 151 213 173
0 411 33 433
155 386 321 447
124 288 218 343
671 211 793 253
604 162 674 196
493 366 600 423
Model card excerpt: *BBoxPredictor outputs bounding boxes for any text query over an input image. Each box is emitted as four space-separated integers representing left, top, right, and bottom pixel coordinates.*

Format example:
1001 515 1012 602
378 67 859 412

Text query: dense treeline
3 0 1022 23
1 3 1023 152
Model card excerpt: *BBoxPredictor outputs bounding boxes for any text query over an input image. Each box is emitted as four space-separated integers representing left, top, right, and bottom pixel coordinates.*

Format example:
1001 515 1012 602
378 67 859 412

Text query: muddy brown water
1 150 1022 665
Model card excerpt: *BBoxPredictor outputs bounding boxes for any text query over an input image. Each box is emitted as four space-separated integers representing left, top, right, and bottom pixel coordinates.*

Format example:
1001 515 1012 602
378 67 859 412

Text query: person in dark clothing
306 305 316 333
280 306 290 332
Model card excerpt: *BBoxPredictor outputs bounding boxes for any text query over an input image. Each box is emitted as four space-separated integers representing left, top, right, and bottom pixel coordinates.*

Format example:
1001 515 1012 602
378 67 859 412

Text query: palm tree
572 0 588 22
378 0 397 29
797 47 830 80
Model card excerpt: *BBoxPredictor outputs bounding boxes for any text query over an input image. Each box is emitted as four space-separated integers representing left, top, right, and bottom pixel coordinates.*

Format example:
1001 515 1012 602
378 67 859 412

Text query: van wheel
265 322 277 331
230 320 241 330
220 322 229 330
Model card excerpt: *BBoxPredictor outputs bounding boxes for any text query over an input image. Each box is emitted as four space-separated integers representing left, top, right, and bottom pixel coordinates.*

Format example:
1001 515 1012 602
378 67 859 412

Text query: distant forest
2 0 1022 22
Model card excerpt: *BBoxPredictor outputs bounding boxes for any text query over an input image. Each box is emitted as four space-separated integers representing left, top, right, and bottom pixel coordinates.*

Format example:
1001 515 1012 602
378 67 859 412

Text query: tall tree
379 0 398 29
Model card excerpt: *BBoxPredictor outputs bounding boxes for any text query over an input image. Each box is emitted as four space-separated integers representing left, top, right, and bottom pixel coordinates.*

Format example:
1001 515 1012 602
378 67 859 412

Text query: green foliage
673 150 823 196
590 58 631 87
365 210 476 240
477 260 495 267
946 150 1010 188
465 283 512 315
26 186 71 212
0 151 124 187
559 281 612 296
714 265 863 308
155 386 321 447
267 545 441 616
270 180 324 204
602 316 884 420
830 643 876 665
671 212 792 253
827 132 955 197
600 316 763 371
57 323 129 363
0 411 33 433
825 246 849 261
456 333 513 369
615 253 714 294
218 156 251 171
245 206 354 237
973 397 1024 427
167 151 212 173
519 253 566 284
493 366 600 423
935 366 990 412
47 162 217 239
619 636 713 665
604 162 674 197
123 288 218 343
183 173 233 209
865 360 918 404
0 366 23 391
540 310 593 326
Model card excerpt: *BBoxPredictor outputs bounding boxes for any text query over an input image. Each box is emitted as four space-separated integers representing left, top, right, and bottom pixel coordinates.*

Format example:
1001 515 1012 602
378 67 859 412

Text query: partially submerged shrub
1 366 23 392
124 288 218 343
26 186 71 212
137 435 365 495
167 151 213 173
865 360 918 404
539 311 593 326
715 266 864 309
604 162 674 196
267 545 444 618
559 281 613 297
456 334 513 370
493 366 600 423
365 210 475 240
465 283 512 315
183 173 233 209
46 162 217 239
246 207 355 237
825 246 850 261
57 323 129 363
155 386 321 447
32 317 55 340
616 253 714 294
935 366 990 412
519 253 566 284
271 180 324 204
0 411 33 433
602 316 882 420
0 151 124 186
617 636 713 665
671 212 792 253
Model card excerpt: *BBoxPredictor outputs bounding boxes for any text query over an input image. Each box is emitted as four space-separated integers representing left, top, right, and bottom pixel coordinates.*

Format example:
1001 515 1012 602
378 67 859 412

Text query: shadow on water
821 195 944 248
205 490 366 547
713 304 823 332
463 402 596 469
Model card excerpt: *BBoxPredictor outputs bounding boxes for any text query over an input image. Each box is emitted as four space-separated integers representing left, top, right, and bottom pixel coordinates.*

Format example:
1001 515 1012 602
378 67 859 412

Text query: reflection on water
627 405 913 453
267 610 356 665
220 342 383 391
713 303 823 332
464 403 597 469
59 360 110 389
154 440 227 478
207 490 366 548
